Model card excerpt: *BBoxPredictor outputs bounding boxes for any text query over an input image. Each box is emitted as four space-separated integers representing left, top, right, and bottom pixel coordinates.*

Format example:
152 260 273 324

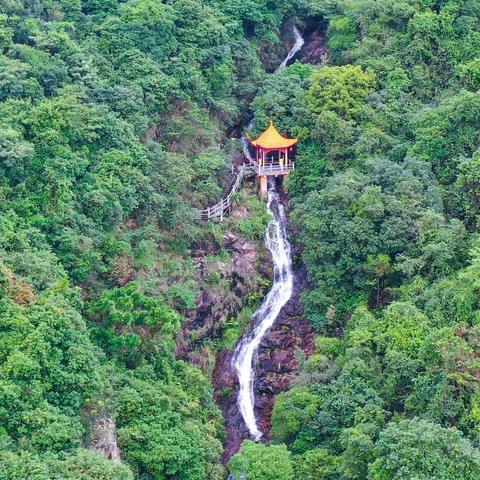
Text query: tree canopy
3 0 480 478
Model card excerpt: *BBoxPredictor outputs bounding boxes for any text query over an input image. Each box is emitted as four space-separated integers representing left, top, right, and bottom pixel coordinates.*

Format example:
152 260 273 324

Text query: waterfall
231 180 294 440
231 25 303 443
241 120 254 162
277 26 305 71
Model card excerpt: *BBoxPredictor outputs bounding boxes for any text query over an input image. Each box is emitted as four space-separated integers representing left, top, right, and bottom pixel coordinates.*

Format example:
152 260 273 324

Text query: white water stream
232 26 304 441
277 26 305 71
232 181 294 440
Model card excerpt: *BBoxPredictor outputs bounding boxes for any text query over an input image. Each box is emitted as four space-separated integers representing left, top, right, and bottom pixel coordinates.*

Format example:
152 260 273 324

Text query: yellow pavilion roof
251 121 298 149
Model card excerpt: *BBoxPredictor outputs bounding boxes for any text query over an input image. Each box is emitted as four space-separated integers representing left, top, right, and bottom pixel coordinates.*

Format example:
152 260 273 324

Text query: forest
1 0 480 479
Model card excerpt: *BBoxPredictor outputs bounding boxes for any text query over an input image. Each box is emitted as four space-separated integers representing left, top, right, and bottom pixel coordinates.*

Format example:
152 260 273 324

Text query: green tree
305 65 376 120
271 387 320 444
88 282 181 368
370 419 480 480
457 150 480 227
293 158 441 328
116 371 224 480
409 91 480 185
365 254 392 308
295 448 341 480
228 441 294 480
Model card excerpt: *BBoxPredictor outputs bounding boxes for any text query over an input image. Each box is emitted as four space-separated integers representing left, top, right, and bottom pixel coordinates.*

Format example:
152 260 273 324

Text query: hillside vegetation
0 1 300 479
2 0 480 479
229 0 480 479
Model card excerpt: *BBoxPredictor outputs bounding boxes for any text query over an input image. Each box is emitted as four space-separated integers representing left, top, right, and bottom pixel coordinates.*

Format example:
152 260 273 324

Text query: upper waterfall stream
277 26 305 71
232 27 304 441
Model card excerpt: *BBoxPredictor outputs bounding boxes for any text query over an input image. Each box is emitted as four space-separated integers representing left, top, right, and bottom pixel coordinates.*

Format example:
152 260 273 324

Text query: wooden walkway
198 164 250 220
198 160 294 221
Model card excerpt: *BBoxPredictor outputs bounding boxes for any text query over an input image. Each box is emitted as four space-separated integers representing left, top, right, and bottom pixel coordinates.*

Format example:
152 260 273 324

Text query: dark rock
213 254 316 463
298 28 329 65
176 215 265 368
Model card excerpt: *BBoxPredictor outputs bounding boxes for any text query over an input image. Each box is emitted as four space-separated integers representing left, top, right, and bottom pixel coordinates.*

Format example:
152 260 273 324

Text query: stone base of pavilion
248 160 295 197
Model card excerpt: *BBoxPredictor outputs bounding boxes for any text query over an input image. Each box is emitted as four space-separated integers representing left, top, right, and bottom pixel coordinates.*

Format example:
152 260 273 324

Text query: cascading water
277 26 305 70
231 25 304 443
241 25 304 163
241 120 254 162
232 180 294 440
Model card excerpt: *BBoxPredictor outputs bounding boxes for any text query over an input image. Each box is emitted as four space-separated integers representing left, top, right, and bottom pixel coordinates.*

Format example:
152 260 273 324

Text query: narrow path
198 164 249 220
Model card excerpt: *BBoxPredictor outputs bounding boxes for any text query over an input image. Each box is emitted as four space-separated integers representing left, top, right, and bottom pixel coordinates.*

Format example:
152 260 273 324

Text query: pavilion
249 121 298 196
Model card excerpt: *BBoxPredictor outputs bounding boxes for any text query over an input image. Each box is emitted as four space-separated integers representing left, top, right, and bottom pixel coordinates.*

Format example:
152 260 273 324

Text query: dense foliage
228 0 480 479
0 0 299 478
3 0 480 478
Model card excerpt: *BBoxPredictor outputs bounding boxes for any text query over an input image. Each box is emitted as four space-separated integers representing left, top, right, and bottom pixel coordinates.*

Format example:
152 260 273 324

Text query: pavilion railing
250 161 294 176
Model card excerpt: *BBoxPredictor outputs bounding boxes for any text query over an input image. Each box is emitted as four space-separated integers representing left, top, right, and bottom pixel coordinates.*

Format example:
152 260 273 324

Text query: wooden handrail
198 164 251 220
197 159 294 221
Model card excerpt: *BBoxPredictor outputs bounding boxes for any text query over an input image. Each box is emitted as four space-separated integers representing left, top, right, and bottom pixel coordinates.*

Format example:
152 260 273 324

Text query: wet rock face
213 266 315 463
176 196 272 367
254 288 316 436
255 266 315 434
299 28 329 65
223 229 263 282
